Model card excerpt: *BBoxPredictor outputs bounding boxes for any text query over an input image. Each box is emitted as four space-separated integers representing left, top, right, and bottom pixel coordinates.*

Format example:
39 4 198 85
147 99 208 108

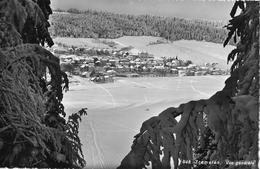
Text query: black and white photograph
0 0 259 169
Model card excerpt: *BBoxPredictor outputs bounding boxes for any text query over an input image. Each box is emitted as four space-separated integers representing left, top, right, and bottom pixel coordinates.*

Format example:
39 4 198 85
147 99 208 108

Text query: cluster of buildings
54 46 228 83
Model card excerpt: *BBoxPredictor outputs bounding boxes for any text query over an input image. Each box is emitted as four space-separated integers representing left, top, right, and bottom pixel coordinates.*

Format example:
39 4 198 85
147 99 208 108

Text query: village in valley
52 41 229 83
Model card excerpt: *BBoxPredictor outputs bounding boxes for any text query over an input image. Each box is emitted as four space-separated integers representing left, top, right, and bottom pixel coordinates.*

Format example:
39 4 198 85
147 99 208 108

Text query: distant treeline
50 8 231 44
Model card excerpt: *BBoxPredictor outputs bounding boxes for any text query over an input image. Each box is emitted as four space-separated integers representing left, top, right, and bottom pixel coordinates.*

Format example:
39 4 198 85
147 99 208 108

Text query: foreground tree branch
0 0 86 167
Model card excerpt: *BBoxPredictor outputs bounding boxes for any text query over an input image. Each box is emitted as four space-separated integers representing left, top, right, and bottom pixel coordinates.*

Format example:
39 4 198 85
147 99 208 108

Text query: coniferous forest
50 9 230 44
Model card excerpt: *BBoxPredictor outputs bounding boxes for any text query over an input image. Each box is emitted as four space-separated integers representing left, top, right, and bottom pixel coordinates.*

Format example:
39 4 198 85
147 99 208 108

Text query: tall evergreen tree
0 0 86 167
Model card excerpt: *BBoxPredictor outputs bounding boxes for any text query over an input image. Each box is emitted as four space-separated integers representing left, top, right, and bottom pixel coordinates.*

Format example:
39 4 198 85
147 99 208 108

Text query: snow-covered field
62 75 228 169
114 37 234 69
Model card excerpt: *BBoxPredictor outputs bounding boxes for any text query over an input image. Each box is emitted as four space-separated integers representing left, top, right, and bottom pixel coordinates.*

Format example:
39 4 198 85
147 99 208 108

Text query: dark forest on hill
50 8 231 44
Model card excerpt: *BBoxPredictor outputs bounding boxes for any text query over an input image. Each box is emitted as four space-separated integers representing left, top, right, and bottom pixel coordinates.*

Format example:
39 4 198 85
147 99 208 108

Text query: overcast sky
51 0 234 22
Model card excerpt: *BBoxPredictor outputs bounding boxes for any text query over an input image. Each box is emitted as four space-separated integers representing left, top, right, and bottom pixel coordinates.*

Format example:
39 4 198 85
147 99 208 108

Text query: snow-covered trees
0 0 86 167
50 9 228 44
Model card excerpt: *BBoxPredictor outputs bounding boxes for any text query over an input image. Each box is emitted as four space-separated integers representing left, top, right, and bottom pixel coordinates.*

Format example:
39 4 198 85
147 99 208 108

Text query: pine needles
0 0 86 167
